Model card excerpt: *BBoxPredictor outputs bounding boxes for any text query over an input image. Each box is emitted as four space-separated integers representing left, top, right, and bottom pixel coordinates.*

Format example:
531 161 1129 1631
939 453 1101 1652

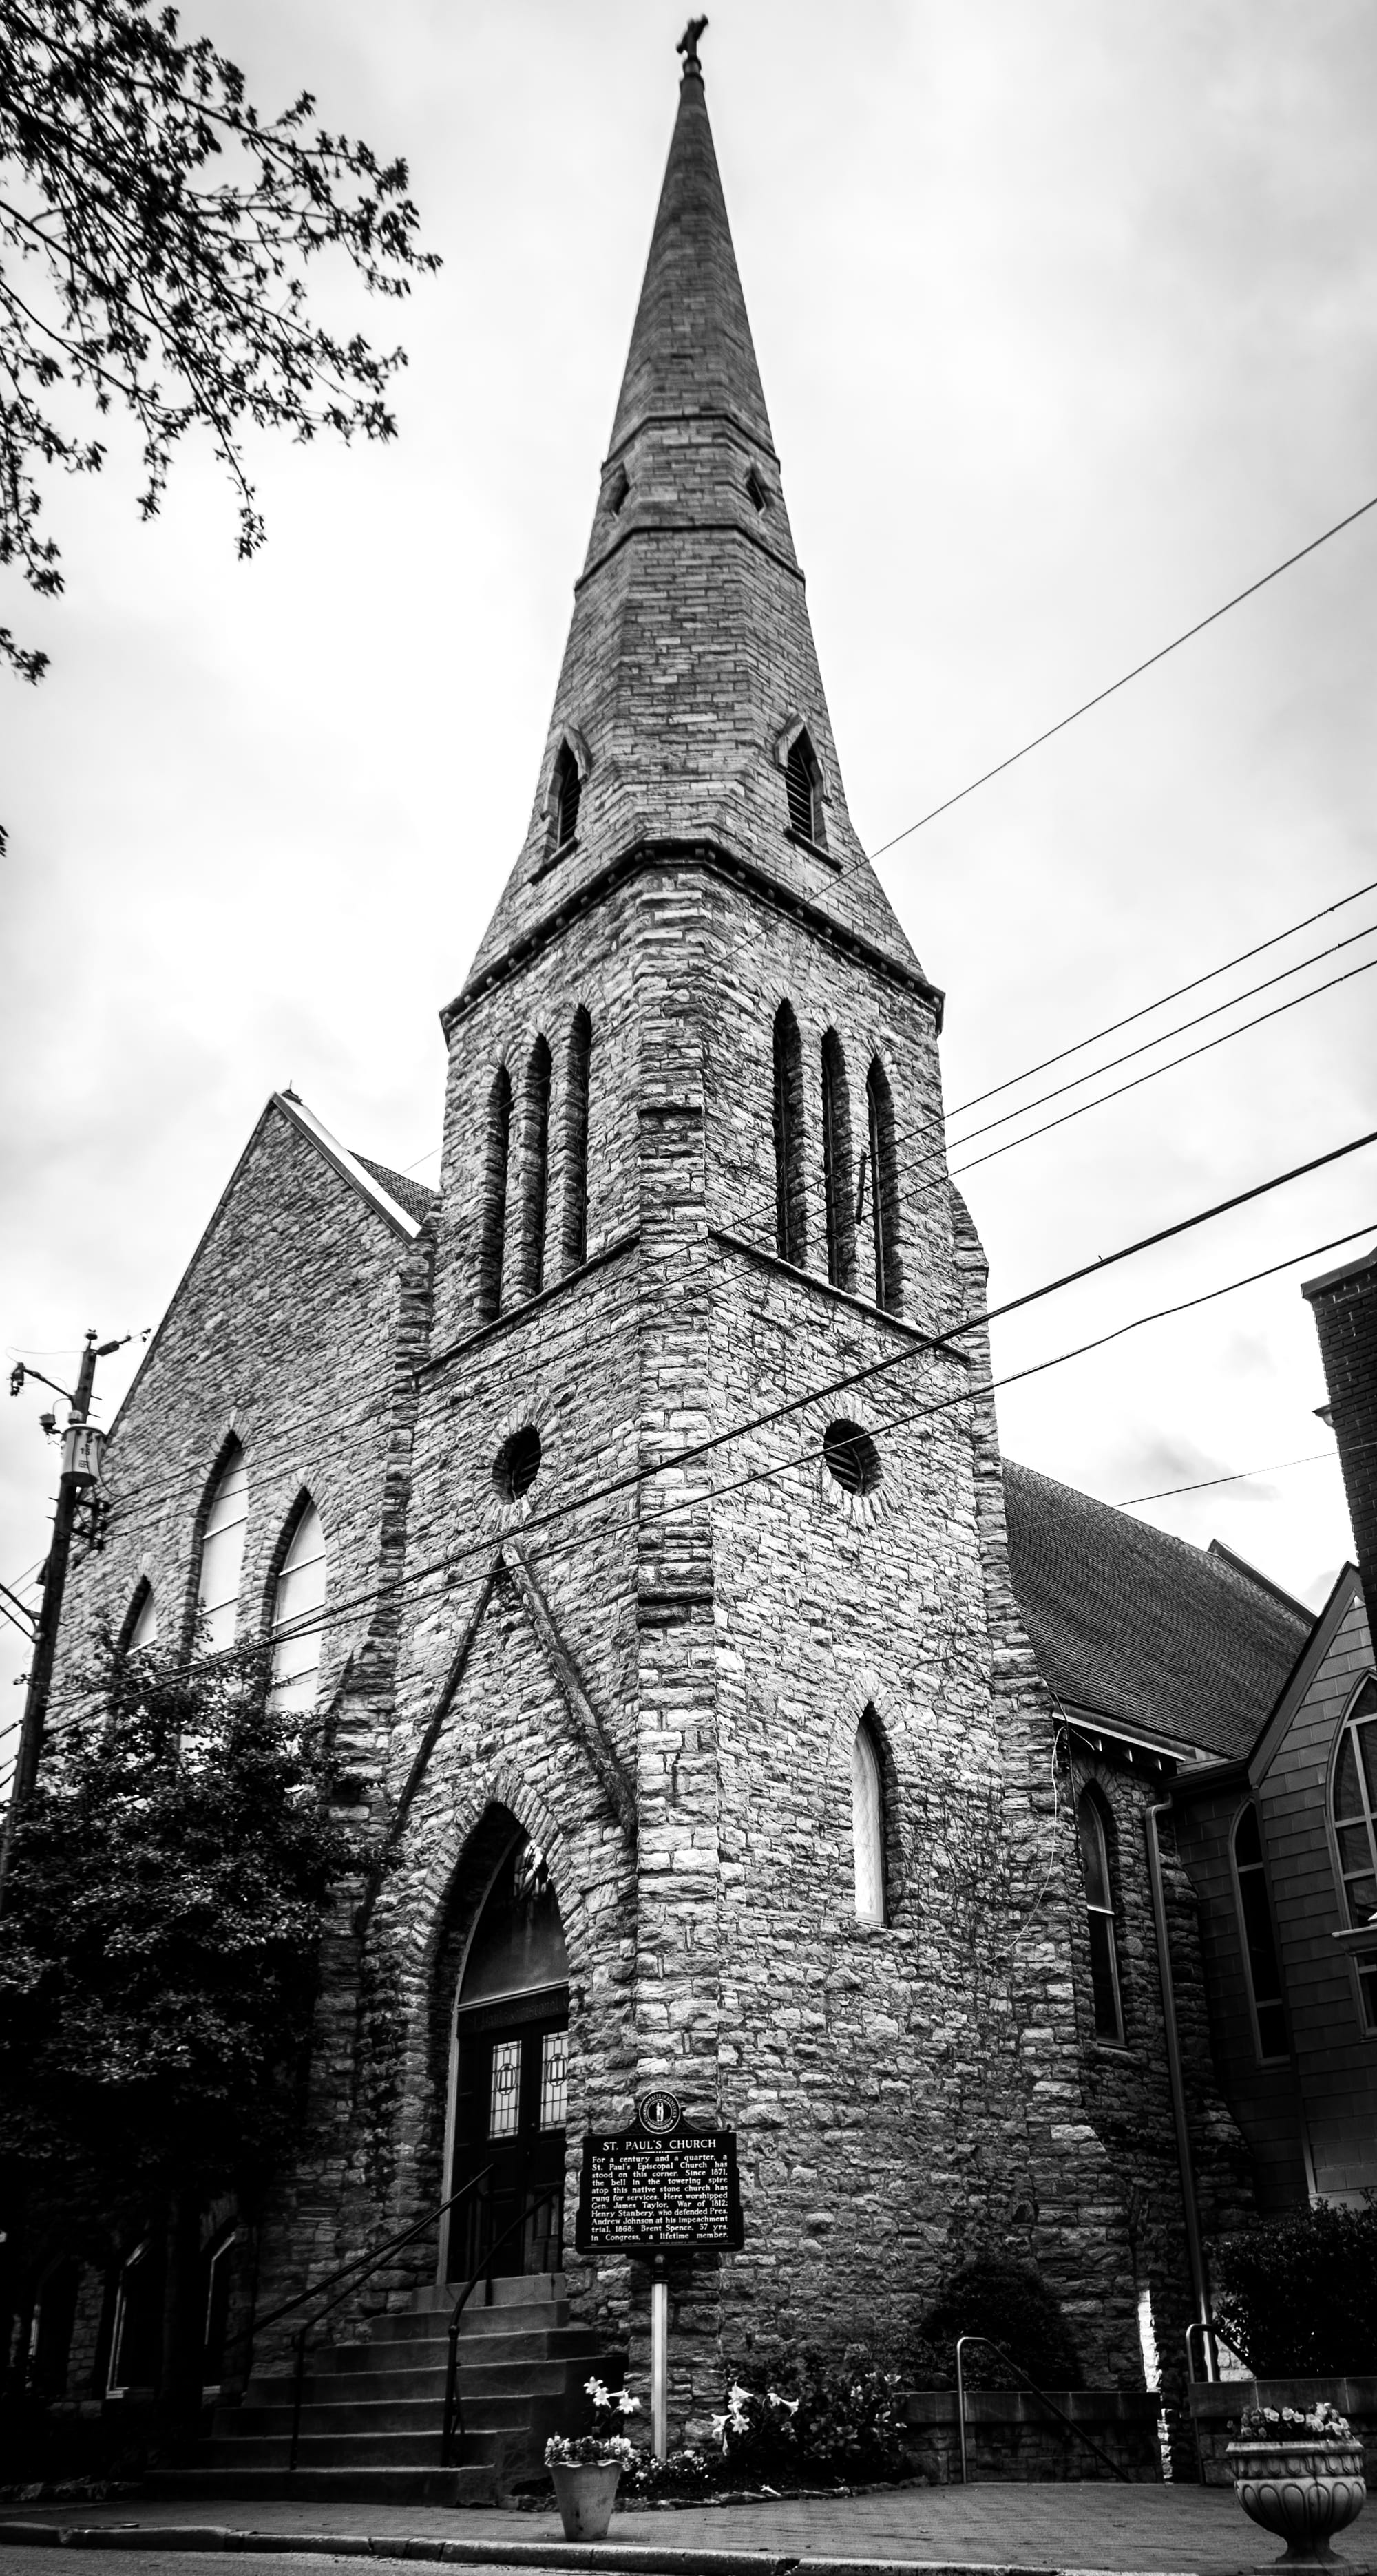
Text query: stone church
38 30 1345 2491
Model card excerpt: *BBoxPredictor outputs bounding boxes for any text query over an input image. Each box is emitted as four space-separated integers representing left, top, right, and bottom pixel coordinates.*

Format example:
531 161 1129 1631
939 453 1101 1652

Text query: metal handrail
285 2167 492 2471
954 2333 1131 2486
439 2181 564 2467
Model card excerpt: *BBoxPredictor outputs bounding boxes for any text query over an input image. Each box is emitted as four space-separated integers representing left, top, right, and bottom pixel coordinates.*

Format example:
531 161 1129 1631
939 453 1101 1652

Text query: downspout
1144 1798 1215 2379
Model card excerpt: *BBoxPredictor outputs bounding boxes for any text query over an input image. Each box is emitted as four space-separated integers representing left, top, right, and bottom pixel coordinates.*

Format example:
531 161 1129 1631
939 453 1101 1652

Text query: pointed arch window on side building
821 1030 856 1292
1232 1802 1288 2060
772 1001 806 1267
121 1579 158 1653
562 1006 592 1274
852 1717 885 1924
270 1499 328 1715
785 730 823 845
198 1443 248 1653
865 1057 901 1314
1077 1787 1125 2043
478 1064 512 1320
1332 1675 1377 2029
519 1034 553 1299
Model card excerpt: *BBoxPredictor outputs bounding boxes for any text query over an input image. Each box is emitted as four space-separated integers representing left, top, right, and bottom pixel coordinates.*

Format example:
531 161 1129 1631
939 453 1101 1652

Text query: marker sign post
576 2091 743 2457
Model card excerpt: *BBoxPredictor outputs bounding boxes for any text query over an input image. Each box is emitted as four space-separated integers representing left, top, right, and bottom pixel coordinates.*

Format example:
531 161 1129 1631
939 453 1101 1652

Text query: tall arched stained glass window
1078 1788 1124 2043
198 1444 247 1652
852 1720 885 1924
1332 1676 1377 2030
270 1501 328 1715
128 1585 158 1651
1232 1804 1287 2061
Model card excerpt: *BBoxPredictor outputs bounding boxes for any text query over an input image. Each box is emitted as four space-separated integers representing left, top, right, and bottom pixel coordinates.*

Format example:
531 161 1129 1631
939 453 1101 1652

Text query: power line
945 876 1377 1123
854 491 1377 875
150 1135 1377 1677
951 952 1377 1179
1115 1441 1370 1510
728 889 1377 1247
946 920 1377 1154
167 1208 1376 1676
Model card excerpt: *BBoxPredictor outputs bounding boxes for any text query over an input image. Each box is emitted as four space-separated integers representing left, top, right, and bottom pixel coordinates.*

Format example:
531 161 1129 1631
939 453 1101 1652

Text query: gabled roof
1247 1560 1366 1786
108 1093 434 1440
1004 1458 1314 1761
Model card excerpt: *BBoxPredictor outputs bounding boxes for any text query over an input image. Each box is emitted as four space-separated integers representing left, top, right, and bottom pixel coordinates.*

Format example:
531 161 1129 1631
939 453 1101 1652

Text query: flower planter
549 2458 622 2541
1226 2439 1367 2566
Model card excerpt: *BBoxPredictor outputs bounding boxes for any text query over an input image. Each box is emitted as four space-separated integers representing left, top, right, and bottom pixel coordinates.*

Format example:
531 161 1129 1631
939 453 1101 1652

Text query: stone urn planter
1228 2406 1367 2567
548 2458 623 2541
545 2374 641 2542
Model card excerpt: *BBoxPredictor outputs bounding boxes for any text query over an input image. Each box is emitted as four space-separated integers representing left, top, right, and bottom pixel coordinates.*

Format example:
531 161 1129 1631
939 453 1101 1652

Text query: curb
0 2536 1186 2576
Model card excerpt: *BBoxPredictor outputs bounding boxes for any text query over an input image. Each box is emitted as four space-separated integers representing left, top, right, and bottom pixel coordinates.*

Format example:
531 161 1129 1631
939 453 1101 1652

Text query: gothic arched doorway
443 1828 569 2283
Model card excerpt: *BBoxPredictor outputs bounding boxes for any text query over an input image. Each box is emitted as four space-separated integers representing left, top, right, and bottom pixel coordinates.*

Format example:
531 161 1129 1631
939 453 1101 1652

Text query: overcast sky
3 0 1376 1762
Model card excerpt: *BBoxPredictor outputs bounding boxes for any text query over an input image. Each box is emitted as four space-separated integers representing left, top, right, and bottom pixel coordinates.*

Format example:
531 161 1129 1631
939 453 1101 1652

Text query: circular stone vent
823 1418 881 1497
493 1424 542 1502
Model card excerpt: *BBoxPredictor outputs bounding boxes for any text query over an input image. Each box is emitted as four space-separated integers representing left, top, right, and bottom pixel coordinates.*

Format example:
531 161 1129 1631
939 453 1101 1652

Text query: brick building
28 32 1363 2487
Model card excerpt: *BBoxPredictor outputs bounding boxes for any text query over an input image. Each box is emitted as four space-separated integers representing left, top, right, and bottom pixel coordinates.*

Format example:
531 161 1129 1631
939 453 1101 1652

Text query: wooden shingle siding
1257 1587 1377 2199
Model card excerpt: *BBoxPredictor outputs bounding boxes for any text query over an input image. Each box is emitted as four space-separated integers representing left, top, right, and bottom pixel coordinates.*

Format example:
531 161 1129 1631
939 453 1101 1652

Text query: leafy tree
1 0 439 684
0 1635 365 2427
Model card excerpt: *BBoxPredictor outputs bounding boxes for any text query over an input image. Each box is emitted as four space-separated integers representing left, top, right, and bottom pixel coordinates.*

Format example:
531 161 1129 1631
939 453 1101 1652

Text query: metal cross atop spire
677 17 708 76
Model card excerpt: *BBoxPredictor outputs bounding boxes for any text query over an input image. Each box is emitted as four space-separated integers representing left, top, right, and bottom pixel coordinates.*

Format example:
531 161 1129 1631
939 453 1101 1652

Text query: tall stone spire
462 28 929 1000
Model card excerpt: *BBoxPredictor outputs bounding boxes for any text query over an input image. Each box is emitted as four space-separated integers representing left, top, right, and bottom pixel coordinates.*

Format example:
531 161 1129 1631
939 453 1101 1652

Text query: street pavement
1 2479 1367 2575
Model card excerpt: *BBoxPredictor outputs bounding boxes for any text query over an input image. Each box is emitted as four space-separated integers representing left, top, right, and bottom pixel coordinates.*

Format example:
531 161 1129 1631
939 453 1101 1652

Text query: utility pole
0 1331 125 1903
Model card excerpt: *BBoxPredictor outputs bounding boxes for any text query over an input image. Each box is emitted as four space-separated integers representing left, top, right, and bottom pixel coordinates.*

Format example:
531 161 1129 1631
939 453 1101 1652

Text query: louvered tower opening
551 745 582 849
786 732 820 842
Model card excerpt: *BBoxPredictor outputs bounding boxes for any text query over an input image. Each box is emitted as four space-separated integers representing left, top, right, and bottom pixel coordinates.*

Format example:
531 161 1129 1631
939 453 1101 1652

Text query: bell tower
377 25 1142 2432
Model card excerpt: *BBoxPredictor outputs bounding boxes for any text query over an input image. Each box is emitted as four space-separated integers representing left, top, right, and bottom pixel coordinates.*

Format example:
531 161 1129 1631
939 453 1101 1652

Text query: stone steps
173 2269 613 2502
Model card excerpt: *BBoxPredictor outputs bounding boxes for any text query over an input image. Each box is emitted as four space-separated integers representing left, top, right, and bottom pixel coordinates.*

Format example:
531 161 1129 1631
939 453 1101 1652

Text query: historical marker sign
575 2100 744 2252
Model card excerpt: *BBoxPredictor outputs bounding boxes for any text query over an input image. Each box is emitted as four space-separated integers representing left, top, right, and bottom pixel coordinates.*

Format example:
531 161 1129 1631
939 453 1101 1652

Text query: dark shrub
911 2260 1083 2389
1212 2206 1377 2376
717 2345 906 2483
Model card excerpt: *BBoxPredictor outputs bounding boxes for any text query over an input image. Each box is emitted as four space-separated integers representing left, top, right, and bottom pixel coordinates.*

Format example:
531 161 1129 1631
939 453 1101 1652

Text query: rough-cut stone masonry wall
52 1101 432 2367
354 848 1157 2440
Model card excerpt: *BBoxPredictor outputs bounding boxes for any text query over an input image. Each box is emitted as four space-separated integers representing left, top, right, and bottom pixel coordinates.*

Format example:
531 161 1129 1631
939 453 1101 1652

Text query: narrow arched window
852 1720 885 1923
562 1006 592 1274
865 1057 901 1313
1077 1789 1124 2043
1232 1804 1287 2060
772 1000 806 1266
786 730 823 845
121 1580 158 1653
1332 1676 1377 2029
478 1064 512 1320
550 743 581 851
198 1443 248 1653
821 1030 855 1291
271 1499 328 1716
519 1034 553 1299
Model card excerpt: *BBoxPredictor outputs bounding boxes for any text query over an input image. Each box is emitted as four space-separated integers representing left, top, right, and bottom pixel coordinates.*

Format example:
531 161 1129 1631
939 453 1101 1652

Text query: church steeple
461 28 929 1001
607 25 772 460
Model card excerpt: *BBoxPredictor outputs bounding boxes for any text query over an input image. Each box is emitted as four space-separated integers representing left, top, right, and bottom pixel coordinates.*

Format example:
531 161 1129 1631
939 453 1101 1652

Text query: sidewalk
0 2480 1345 2575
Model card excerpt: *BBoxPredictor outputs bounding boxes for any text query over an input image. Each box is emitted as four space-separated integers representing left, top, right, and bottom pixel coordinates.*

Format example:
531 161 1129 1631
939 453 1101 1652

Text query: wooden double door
448 1985 567 2283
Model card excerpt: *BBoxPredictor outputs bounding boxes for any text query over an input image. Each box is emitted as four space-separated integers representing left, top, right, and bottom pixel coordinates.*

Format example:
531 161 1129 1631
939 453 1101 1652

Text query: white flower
585 2376 612 2406
617 2392 642 2415
728 2380 751 2408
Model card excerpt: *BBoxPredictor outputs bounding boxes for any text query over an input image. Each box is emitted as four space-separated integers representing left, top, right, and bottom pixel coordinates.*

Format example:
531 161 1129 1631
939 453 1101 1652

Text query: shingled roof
1003 1459 1312 1760
353 1154 438 1229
